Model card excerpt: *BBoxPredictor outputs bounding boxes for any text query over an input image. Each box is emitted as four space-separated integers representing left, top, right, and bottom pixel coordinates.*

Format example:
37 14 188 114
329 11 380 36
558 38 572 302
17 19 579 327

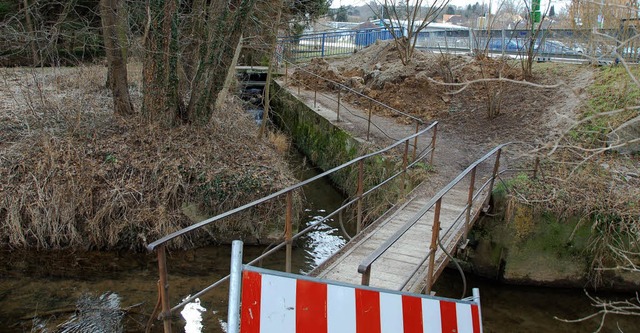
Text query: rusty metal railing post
367 100 372 141
157 244 172 333
314 89 317 108
356 160 364 234
336 88 341 122
425 198 442 294
297 82 300 95
465 166 477 234
485 149 502 208
285 191 293 273
412 121 419 161
361 265 371 286
489 148 502 189
402 139 409 195
430 123 438 165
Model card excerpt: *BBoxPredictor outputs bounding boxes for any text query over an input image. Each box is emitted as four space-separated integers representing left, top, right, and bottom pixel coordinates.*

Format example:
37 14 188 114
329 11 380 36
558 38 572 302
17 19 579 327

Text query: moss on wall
270 81 415 226
271 81 364 195
464 190 640 290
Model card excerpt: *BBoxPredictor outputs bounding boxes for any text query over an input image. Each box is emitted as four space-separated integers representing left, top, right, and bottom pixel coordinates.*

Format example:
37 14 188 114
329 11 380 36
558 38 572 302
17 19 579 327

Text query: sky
329 0 572 12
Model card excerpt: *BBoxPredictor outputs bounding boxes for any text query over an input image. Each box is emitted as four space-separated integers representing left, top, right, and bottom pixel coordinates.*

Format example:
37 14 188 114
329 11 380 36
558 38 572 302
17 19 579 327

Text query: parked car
536 40 577 56
487 39 524 51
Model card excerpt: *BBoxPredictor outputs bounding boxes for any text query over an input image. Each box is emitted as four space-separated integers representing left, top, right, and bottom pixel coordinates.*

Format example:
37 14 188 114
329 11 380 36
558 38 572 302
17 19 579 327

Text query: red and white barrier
240 268 482 333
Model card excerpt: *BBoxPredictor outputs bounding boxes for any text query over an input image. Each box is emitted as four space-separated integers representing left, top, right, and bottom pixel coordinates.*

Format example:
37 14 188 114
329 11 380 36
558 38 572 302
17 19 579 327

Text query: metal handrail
284 60 424 124
149 121 439 331
357 143 510 289
147 122 437 251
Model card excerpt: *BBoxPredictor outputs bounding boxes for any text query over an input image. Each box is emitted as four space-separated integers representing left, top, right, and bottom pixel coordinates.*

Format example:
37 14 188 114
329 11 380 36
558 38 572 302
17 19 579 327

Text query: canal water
0 149 637 332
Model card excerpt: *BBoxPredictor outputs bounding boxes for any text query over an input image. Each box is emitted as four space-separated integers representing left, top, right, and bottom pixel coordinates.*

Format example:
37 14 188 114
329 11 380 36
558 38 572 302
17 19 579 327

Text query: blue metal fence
278 27 634 63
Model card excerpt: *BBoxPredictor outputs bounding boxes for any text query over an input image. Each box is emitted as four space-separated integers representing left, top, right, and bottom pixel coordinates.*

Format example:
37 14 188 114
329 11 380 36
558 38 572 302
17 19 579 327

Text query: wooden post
425 199 442 294
465 166 477 234
157 244 172 333
367 100 372 141
412 121 419 161
402 140 409 195
485 149 502 208
285 191 293 273
430 123 438 165
533 156 540 179
314 89 317 108
337 88 341 122
356 160 364 234
285 62 288 86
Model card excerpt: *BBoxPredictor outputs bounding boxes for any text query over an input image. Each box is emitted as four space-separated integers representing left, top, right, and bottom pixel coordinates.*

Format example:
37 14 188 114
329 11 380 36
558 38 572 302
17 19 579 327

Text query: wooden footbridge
312 145 501 293
144 66 536 331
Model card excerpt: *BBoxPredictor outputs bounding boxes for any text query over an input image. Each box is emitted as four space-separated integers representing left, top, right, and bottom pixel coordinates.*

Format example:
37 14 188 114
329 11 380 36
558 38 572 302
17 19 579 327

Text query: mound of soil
291 40 573 148
0 66 296 250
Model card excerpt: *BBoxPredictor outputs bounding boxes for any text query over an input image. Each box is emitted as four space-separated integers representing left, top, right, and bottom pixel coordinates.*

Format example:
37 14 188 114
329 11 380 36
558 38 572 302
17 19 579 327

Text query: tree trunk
100 0 134 116
180 0 207 92
142 0 183 125
186 0 258 124
258 0 284 139
22 0 39 66
214 34 244 113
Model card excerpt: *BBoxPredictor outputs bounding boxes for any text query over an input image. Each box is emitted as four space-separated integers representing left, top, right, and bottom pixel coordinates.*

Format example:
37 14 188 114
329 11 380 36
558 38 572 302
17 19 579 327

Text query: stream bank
459 191 640 291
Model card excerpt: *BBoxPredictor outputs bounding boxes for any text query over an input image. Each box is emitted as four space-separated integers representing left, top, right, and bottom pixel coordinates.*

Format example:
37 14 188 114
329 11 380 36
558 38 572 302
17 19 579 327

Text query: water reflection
180 297 206 333
301 212 346 273
57 292 123 333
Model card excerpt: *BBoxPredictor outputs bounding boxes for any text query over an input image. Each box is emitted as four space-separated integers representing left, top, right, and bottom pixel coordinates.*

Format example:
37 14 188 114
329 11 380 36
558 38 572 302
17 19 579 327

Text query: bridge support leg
285 191 293 273
356 160 364 234
465 166 477 235
425 198 442 294
157 244 172 333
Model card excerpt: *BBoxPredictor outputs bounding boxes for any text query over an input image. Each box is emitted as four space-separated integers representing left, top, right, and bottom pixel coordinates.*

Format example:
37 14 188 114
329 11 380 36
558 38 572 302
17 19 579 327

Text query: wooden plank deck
311 183 490 293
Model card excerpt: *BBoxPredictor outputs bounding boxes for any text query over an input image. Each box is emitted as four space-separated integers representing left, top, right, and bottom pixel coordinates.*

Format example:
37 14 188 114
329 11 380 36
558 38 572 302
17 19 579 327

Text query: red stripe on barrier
296 279 328 333
440 301 458 333
471 304 481 333
240 271 262 333
355 288 381 333
401 295 423 333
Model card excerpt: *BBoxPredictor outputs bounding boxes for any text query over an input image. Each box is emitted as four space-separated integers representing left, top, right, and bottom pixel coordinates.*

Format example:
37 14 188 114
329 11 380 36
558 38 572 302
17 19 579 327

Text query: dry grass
267 130 291 153
0 64 297 250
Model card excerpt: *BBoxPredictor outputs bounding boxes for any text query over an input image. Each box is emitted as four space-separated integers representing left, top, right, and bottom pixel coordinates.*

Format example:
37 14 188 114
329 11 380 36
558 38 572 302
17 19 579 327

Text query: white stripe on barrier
380 292 403 333
422 298 442 333
260 273 296 332
457 303 474 333
327 284 356 333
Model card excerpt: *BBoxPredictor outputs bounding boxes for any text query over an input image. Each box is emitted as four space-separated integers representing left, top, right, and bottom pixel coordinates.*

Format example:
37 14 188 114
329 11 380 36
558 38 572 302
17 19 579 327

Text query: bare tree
369 0 451 65
22 0 38 66
100 0 134 116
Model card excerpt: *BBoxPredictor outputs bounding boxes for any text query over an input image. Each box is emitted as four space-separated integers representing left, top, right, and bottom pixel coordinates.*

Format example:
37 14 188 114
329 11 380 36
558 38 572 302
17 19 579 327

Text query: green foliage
334 6 348 22
104 154 118 164
570 66 640 144
0 1 16 19
494 172 530 198
290 0 331 23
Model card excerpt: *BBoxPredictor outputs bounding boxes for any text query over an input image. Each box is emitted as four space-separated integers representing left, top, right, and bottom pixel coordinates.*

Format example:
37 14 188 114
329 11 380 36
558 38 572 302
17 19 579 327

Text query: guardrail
357 143 539 293
147 121 439 332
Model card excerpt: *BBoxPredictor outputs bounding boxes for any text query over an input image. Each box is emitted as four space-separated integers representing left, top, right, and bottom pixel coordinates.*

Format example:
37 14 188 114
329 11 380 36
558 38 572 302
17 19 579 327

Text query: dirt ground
289 40 595 185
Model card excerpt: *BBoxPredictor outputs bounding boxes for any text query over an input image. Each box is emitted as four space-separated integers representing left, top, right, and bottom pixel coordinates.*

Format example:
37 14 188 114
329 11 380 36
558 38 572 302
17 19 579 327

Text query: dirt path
282 57 595 200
